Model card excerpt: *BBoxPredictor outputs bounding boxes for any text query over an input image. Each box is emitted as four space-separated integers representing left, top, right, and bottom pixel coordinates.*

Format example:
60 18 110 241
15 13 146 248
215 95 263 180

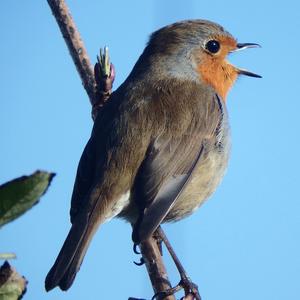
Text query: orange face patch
197 36 239 100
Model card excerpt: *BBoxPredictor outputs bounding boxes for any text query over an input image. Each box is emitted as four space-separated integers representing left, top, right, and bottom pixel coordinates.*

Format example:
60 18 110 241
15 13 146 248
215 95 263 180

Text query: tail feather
45 216 98 291
57 230 92 290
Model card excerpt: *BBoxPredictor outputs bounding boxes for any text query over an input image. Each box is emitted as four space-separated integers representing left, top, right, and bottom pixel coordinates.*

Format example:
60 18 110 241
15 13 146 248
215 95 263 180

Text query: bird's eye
205 40 220 54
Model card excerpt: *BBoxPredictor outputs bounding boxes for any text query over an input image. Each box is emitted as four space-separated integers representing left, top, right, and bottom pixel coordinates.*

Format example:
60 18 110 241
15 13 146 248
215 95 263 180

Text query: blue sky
1 0 299 299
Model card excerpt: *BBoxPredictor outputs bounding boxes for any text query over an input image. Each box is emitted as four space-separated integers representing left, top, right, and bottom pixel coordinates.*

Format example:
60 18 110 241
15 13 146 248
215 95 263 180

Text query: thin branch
47 0 97 106
47 0 174 298
140 237 175 300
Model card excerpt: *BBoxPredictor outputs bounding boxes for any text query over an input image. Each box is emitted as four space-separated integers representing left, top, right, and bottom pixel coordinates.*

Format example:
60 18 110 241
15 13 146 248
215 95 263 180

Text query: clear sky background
1 1 299 299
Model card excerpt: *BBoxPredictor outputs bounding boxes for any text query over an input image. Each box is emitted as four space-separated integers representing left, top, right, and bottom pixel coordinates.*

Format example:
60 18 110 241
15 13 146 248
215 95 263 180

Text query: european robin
45 19 260 291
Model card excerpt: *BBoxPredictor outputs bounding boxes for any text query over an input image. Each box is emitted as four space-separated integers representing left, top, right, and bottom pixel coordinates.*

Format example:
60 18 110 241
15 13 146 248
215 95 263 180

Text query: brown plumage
45 19 260 291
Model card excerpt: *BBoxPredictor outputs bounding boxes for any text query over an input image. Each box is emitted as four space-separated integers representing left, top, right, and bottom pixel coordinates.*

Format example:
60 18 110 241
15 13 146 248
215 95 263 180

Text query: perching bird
45 19 260 292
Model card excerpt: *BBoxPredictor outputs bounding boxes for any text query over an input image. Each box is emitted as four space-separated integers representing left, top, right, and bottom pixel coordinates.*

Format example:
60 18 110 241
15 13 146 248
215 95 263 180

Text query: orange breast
198 57 238 101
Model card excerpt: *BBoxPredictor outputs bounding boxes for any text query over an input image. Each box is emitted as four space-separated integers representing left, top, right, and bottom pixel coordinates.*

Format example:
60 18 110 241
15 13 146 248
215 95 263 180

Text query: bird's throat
198 59 238 101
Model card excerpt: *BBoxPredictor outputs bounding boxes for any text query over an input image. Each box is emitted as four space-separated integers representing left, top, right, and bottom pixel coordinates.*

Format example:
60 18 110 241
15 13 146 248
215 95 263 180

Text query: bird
45 19 260 292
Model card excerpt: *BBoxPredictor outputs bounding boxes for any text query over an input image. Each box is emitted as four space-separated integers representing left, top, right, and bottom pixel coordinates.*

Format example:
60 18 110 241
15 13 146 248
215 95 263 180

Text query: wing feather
136 144 204 241
132 92 222 243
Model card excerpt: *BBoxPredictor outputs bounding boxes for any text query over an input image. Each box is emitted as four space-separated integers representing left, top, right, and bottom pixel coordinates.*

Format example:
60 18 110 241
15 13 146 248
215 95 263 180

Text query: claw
133 258 145 266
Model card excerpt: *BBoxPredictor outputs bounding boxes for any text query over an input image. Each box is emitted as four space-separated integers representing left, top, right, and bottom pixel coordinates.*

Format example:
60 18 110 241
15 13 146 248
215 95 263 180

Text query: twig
140 237 175 300
47 0 174 298
47 0 97 106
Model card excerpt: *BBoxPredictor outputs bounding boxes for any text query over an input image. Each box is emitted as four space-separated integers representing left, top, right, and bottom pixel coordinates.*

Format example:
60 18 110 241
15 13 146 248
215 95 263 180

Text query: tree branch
47 0 174 298
140 237 175 300
47 0 97 106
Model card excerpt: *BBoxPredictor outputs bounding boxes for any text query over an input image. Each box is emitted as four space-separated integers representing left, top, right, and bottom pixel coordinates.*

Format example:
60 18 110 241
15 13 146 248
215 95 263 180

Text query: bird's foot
151 277 200 300
178 275 201 300
153 226 201 300
151 284 182 300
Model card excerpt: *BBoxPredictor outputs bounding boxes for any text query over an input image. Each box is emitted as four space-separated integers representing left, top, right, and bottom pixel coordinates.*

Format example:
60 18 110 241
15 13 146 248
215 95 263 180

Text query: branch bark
140 237 175 300
47 0 174 298
47 0 97 106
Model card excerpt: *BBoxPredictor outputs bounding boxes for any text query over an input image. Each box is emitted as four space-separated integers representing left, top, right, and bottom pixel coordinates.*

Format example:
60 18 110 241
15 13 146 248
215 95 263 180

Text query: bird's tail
45 215 100 291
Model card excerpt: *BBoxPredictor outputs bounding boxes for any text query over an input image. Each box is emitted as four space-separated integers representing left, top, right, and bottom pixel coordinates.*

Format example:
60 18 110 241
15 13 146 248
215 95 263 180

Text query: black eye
205 40 220 54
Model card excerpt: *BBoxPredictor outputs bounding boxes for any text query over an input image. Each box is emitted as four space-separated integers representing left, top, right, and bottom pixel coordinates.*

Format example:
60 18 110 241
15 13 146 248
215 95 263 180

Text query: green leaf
0 171 55 227
0 261 27 300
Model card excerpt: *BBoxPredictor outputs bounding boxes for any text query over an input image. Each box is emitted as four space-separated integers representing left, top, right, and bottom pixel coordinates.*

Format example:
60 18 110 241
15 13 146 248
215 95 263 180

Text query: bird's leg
153 226 201 300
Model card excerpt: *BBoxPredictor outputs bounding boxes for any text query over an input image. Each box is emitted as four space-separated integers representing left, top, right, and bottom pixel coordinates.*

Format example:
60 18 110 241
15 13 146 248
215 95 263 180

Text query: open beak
230 43 262 78
236 43 261 51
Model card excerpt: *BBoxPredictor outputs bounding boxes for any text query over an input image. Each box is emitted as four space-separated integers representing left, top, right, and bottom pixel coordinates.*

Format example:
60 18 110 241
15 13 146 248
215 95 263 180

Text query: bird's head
136 20 261 100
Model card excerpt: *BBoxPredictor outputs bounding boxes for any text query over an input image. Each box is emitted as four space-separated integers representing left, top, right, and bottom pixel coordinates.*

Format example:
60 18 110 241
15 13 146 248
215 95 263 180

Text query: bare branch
140 237 175 300
47 0 97 106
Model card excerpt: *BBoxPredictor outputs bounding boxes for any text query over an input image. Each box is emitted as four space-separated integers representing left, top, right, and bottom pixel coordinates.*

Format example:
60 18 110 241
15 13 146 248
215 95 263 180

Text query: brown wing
132 141 205 242
69 93 124 223
69 83 157 224
132 91 222 243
